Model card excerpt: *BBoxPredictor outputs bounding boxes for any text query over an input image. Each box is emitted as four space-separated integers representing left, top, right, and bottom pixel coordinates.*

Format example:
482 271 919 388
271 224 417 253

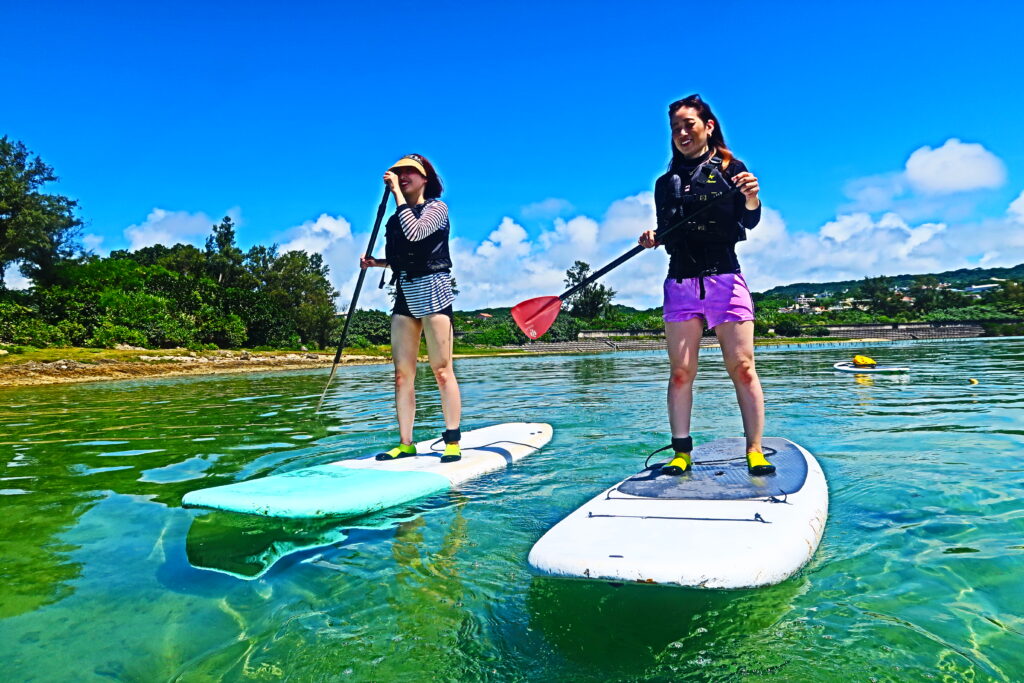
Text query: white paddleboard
528 437 828 589
183 422 553 519
833 361 909 374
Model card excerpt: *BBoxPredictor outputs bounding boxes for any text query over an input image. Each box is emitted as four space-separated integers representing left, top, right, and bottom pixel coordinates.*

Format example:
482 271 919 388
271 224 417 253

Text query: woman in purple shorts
638 94 774 476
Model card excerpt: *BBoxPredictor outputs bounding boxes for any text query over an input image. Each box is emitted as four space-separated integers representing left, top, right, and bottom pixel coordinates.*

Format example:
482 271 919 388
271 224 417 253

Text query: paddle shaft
558 244 644 303
331 185 391 366
557 187 741 302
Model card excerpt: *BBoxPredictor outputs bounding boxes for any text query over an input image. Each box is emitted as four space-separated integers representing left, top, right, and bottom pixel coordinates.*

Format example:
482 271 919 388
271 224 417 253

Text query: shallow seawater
1 338 1022 681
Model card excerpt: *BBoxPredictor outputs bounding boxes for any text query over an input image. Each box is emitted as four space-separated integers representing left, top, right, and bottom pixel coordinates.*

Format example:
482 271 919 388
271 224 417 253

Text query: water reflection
0 368 381 619
182 492 469 581
0 492 86 618
527 575 804 677
185 512 351 580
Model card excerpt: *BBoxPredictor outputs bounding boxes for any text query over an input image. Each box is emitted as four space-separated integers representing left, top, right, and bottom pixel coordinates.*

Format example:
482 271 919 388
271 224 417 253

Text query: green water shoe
662 436 693 476
376 443 417 461
439 428 462 463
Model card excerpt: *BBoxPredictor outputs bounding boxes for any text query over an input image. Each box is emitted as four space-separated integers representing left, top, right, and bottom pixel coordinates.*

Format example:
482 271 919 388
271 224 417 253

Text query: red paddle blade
511 296 563 340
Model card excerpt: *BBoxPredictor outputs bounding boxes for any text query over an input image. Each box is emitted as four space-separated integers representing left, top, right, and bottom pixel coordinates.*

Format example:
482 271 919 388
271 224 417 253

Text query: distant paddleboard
528 437 828 589
833 361 909 374
183 423 553 519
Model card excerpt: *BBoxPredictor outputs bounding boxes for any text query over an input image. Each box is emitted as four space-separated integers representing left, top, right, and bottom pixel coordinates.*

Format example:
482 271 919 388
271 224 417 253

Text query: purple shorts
663 273 755 329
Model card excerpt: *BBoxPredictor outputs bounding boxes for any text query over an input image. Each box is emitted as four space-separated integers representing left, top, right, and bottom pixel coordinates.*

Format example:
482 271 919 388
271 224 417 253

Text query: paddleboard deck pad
833 361 908 374
528 437 828 589
618 439 808 500
183 422 552 519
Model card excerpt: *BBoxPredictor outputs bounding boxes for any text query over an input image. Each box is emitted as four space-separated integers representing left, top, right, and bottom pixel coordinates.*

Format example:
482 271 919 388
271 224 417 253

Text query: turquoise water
1 338 1022 681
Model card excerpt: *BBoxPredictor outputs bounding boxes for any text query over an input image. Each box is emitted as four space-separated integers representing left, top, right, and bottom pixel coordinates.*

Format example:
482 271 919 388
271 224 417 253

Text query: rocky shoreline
0 333 982 389
0 350 385 388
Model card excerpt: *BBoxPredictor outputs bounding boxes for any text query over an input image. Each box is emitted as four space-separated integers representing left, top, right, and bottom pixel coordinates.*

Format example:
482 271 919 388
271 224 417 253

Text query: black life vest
384 200 452 277
661 154 742 244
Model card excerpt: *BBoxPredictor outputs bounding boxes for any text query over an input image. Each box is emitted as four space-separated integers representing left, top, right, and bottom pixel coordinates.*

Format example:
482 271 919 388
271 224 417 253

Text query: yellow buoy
968 378 979 385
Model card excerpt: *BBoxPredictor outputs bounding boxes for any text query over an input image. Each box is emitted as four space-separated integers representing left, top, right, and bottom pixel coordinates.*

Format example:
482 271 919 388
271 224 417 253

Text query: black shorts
392 285 454 320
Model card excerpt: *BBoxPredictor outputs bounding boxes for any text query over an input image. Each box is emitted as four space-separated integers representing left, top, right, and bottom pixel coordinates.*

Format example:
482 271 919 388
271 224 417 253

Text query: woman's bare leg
422 313 461 430
714 320 764 453
391 314 423 443
665 318 706 438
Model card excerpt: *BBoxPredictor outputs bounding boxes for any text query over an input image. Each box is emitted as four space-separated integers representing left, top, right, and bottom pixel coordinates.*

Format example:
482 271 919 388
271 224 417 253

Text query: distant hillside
455 262 1024 316
759 263 1024 299
460 306 513 317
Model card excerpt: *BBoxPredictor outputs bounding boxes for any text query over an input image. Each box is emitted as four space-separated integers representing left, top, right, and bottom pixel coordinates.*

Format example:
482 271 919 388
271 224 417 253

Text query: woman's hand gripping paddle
317 186 391 411
511 187 740 339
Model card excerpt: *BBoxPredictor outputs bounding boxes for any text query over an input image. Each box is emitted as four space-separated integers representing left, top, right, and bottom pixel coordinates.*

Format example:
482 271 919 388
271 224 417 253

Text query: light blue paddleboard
182 423 553 519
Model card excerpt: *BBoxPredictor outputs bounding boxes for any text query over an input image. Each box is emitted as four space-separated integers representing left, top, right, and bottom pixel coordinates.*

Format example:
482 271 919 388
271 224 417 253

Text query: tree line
453 271 1024 344
3 134 1022 351
752 275 1024 336
761 264 1024 300
1 136 340 350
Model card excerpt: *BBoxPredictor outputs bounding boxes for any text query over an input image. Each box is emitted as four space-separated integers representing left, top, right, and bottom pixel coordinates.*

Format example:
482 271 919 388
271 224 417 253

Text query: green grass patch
0 346 153 366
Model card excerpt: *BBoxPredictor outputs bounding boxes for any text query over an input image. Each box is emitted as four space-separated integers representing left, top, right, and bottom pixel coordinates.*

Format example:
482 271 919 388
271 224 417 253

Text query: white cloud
445 193 664 310
539 215 600 262
819 213 876 243
82 233 105 254
307 193 662 311
734 205 1024 293
123 207 239 251
520 197 574 219
450 221 566 309
2 263 31 290
904 138 1006 195
843 139 1006 217
842 173 906 212
744 212 913 290
476 217 531 260
1009 189 1024 224
279 214 353 254
272 184 1024 313
318 200 1015 311
602 192 656 241
274 213 391 311
897 219 946 260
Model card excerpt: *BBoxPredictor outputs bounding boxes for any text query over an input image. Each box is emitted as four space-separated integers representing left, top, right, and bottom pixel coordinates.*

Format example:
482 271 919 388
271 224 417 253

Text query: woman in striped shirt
360 154 462 462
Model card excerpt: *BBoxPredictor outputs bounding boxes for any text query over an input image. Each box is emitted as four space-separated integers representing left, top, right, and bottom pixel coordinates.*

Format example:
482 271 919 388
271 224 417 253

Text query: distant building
962 283 1000 294
950 282 1002 299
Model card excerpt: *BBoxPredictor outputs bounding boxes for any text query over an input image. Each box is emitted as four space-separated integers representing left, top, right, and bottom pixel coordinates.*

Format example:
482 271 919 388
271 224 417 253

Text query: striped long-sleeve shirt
396 201 448 241
392 200 455 317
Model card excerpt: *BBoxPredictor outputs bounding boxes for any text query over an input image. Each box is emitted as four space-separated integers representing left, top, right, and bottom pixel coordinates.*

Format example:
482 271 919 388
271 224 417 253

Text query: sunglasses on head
669 94 703 113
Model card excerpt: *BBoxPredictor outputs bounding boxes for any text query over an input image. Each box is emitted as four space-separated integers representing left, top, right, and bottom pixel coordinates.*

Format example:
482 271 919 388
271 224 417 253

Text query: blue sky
5 1 1024 309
